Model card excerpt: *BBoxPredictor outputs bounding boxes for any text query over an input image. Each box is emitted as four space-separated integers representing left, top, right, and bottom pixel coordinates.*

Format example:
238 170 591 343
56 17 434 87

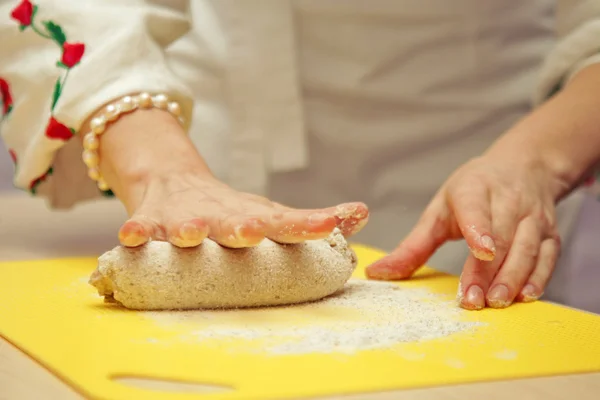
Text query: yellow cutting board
1 244 600 400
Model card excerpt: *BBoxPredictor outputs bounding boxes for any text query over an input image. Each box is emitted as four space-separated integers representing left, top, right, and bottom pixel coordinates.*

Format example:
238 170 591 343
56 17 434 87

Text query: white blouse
0 0 598 278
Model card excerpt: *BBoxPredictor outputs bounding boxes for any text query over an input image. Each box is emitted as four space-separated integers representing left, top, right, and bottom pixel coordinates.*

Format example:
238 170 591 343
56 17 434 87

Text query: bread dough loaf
89 229 357 310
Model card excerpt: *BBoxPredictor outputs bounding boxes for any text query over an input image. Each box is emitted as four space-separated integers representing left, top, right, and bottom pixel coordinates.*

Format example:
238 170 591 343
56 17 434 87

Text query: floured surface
146 280 483 355
1 245 600 400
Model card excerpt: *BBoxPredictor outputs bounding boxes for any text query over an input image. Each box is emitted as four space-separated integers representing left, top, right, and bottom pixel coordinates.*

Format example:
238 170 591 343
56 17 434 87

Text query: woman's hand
118 172 369 248
87 106 369 249
366 151 564 310
367 62 600 311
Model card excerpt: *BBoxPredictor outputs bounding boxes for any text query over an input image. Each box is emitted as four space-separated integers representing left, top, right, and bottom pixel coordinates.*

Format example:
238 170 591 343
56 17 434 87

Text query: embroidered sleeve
0 0 193 208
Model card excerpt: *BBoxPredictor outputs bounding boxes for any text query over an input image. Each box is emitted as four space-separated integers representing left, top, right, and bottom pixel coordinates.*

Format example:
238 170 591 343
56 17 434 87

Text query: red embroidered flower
28 167 53 193
61 42 85 68
0 78 13 115
10 0 34 27
45 117 73 140
29 174 46 191
8 149 17 164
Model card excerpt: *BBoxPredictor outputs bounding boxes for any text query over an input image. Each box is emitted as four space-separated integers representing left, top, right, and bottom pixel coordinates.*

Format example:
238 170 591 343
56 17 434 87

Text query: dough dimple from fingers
89 228 357 310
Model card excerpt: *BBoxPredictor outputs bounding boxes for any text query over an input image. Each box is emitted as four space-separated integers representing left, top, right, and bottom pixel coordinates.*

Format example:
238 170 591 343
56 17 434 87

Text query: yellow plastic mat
1 244 599 400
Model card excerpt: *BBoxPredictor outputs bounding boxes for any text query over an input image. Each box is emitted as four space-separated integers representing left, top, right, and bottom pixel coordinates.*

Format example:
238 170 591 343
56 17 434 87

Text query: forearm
488 63 600 200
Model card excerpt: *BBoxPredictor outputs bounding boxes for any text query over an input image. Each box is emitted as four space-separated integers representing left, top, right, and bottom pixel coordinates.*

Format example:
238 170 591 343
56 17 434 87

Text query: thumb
366 200 449 280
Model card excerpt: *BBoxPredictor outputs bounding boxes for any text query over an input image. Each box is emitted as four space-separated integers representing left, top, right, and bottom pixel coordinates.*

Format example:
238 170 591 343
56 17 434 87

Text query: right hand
91 107 368 248
118 171 369 248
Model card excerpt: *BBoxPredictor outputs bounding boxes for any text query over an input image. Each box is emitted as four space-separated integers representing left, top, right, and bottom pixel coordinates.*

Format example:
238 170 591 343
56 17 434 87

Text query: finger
457 254 494 310
516 236 560 303
206 214 266 248
166 218 210 248
449 184 496 261
331 202 370 237
265 211 337 243
274 202 370 238
118 214 163 247
366 199 448 280
265 202 367 243
486 217 541 308
458 195 518 309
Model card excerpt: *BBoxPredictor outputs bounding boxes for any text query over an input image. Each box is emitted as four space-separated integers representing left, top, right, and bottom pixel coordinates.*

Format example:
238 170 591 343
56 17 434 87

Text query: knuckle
545 235 562 259
493 236 510 254
500 190 521 209
531 207 546 223
245 216 266 229
553 235 562 250
532 206 556 230
268 211 286 223
545 212 558 231
396 243 423 268
245 193 274 207
497 270 522 290
429 215 450 244
516 239 539 259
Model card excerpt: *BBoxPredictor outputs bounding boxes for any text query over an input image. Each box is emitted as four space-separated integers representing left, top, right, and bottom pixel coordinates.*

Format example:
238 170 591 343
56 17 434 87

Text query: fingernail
470 235 496 261
366 265 410 280
520 283 541 303
120 233 147 247
233 222 264 244
487 284 511 308
464 285 485 310
334 204 356 218
234 225 245 239
348 215 369 235
308 213 331 226
180 223 200 241
481 235 496 253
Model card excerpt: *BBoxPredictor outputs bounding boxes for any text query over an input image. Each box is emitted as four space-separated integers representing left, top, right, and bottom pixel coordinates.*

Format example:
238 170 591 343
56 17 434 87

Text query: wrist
81 105 214 214
485 127 572 201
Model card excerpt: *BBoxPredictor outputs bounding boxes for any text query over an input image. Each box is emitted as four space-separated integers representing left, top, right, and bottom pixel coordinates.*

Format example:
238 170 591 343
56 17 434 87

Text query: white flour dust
145 280 484 355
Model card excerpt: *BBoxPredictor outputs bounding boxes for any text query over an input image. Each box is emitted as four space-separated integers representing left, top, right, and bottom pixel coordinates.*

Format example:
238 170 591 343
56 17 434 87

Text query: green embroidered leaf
56 61 68 69
0 103 11 121
51 78 62 111
18 25 27 32
42 21 66 46
32 5 39 20
30 167 53 195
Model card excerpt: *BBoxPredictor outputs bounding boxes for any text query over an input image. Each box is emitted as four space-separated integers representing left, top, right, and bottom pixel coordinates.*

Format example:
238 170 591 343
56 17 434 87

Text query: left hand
365 151 564 310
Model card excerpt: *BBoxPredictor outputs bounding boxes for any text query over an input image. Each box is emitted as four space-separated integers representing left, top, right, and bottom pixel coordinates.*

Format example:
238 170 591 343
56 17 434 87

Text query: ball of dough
89 229 357 310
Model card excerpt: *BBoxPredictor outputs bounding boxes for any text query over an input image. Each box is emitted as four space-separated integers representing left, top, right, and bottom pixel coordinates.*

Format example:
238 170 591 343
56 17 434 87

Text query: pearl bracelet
81 93 184 191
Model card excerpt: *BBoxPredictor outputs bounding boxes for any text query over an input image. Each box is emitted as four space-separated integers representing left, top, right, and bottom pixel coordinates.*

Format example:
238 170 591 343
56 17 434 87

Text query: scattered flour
145 279 484 355
445 358 466 369
494 349 518 360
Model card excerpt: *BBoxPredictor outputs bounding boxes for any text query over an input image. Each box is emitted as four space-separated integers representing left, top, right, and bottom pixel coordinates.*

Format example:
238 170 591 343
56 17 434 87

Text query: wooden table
1 192 599 400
